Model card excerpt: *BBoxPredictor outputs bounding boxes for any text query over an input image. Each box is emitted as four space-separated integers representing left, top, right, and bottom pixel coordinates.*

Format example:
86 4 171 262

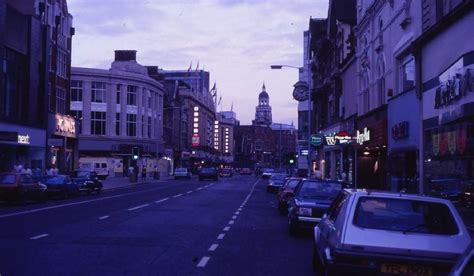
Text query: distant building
71 50 165 177
253 83 272 126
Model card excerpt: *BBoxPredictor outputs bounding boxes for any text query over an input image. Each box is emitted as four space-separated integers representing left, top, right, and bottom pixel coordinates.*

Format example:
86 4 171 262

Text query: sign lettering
356 128 370 145
55 114 76 138
17 134 30 145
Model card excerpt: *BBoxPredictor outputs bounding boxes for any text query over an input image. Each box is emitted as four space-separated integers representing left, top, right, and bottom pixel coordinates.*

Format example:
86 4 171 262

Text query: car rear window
286 179 300 189
0 174 16 184
353 196 459 235
296 181 342 200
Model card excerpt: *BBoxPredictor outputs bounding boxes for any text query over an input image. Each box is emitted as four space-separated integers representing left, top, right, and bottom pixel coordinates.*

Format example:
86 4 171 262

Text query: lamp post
270 64 311 177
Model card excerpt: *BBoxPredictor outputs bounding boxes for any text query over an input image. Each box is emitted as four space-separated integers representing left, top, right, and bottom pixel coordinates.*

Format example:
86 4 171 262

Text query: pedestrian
141 165 147 180
25 166 32 175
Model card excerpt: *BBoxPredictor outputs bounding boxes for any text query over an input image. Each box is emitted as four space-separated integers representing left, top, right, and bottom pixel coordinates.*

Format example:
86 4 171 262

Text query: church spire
262 81 266 92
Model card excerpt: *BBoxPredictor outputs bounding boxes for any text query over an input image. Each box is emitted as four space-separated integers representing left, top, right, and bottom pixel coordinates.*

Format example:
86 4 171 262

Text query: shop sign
181 151 191 160
431 125 467 156
17 134 30 145
356 127 371 145
434 58 473 109
192 134 200 147
0 131 18 142
325 131 353 146
55 114 76 138
299 149 309 156
310 134 324 147
391 121 409 140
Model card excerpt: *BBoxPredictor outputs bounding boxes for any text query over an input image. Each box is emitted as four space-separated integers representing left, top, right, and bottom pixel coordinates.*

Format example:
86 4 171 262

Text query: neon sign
17 134 30 145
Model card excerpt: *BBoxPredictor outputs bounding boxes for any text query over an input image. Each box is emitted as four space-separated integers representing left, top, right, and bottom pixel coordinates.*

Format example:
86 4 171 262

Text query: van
78 158 110 180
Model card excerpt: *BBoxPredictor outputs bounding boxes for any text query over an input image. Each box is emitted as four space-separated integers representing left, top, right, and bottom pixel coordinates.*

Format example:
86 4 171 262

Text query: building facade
71 50 165 177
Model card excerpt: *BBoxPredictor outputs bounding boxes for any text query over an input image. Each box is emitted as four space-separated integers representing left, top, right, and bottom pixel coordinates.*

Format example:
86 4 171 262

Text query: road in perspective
0 175 313 276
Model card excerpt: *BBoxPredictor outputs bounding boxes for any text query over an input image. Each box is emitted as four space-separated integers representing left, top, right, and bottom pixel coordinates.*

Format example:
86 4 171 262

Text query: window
56 88 66 114
353 197 459 235
115 113 120 136
147 117 152 138
142 90 147 108
127 86 137 105
126 114 136 136
69 110 82 134
91 111 106 135
71 80 83 101
399 54 415 92
57 50 67 78
116 84 121 104
327 191 349 221
92 82 106 103
148 94 152 109
142 115 145 137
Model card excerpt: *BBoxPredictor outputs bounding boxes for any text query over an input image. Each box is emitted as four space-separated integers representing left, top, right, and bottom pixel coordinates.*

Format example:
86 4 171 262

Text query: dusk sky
68 0 329 125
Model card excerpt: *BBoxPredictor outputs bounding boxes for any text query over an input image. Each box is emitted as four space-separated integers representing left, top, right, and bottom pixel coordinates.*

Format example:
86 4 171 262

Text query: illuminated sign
325 131 354 145
356 127 370 145
300 149 309 156
310 134 324 147
192 134 200 147
55 114 76 138
17 134 30 145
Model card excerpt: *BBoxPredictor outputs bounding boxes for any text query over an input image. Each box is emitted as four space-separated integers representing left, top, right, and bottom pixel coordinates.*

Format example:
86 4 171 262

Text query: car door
19 174 37 198
318 191 350 260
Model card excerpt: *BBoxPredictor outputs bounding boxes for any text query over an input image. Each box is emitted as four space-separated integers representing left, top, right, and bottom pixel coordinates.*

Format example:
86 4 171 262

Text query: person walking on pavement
141 165 147 180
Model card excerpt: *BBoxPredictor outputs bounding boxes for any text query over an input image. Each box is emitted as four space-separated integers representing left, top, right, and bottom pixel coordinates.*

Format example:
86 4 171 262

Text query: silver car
313 190 471 276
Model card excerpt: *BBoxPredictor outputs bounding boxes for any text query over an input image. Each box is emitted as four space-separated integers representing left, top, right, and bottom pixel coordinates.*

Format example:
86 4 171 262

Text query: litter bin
154 171 160 180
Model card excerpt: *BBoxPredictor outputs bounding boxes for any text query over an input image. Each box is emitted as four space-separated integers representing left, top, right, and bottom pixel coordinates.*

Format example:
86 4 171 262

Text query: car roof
343 189 455 204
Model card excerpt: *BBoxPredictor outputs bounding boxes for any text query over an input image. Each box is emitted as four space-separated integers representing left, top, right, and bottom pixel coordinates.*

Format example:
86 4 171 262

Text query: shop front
47 113 78 173
387 89 421 193
422 52 474 184
355 107 388 190
0 123 46 173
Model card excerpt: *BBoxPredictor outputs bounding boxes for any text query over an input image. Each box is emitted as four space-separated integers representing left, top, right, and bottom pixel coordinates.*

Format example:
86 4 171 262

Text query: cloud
68 0 329 125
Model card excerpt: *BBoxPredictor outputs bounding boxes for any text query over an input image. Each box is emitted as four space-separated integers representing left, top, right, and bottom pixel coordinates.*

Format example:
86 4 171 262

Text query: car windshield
353 197 459 235
43 176 66 184
0 174 16 184
285 179 300 189
297 181 342 200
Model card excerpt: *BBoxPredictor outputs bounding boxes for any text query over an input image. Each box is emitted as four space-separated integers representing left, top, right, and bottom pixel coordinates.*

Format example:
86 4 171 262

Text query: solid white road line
30 234 49 240
173 194 183 198
127 204 150 211
197 256 210 267
155 198 169 203
232 216 237 219
0 187 165 219
208 244 219 251
223 226 230 231
186 191 193 194
99 215 109 220
217 233 225 240
229 220 234 225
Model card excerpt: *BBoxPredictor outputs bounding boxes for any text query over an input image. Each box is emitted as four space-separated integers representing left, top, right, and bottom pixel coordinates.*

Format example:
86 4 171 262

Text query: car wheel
39 191 48 203
96 187 102 194
18 192 27 206
288 217 298 235
86 189 92 195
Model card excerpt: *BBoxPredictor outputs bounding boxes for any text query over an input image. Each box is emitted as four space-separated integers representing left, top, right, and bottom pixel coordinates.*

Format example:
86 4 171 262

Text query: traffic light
132 147 140 160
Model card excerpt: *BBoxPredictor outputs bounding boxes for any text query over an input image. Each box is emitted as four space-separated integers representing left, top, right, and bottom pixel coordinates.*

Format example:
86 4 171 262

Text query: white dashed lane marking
223 226 230 231
229 220 234 225
127 204 149 211
232 216 237 219
99 215 109 220
30 234 49 240
208 244 219 251
217 234 225 240
197 256 210 267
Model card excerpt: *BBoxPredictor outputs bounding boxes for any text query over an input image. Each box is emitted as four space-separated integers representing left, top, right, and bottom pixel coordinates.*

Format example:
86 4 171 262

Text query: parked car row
264 176 473 275
0 170 103 204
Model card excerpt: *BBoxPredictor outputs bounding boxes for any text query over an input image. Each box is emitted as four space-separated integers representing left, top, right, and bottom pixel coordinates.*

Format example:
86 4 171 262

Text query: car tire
39 191 47 203
96 187 102 194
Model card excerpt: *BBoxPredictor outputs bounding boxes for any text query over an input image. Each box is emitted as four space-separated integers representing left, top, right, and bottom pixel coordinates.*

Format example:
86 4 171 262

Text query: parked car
313 190 472 275
429 178 467 206
288 179 342 234
199 167 219 181
240 168 252 175
220 168 233 177
277 177 302 214
261 168 274 179
462 179 474 208
40 175 79 198
450 241 473 276
0 173 47 203
174 167 192 179
70 170 103 194
266 173 288 193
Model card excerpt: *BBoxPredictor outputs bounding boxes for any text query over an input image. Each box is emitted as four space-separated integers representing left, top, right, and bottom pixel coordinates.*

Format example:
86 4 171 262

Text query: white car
174 168 191 179
313 189 472 275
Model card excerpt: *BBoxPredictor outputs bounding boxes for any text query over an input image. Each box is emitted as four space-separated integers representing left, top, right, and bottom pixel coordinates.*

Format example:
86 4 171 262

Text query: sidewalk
101 173 173 191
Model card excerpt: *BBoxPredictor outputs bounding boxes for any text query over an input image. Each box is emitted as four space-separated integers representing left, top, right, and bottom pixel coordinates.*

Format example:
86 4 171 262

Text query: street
0 175 313 276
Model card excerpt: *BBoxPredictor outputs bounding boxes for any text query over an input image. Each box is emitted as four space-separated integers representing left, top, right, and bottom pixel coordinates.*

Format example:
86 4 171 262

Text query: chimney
114 50 137 62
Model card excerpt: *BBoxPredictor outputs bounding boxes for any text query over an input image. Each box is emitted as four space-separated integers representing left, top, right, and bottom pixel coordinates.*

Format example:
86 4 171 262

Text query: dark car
266 173 288 193
199 167 219 181
0 173 47 203
277 177 302 214
220 168 233 177
240 168 252 175
261 168 274 179
40 175 79 198
287 179 342 234
70 170 103 194
428 178 467 206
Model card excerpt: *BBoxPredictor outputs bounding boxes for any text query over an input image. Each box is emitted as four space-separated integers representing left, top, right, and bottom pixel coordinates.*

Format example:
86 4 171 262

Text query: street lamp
270 64 312 178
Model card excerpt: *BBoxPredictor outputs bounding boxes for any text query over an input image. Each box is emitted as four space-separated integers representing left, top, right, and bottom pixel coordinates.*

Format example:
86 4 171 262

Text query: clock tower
253 82 272 126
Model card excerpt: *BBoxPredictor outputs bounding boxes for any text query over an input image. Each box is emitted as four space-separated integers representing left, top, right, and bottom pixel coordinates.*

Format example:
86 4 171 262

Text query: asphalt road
0 175 314 276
